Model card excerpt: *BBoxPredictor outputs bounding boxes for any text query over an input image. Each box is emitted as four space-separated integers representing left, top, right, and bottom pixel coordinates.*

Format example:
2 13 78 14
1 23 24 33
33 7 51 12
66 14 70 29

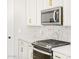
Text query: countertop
52 45 71 57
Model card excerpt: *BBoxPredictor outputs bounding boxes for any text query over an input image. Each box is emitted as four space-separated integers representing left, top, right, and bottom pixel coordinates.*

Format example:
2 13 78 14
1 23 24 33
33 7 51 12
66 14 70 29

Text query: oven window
33 50 51 59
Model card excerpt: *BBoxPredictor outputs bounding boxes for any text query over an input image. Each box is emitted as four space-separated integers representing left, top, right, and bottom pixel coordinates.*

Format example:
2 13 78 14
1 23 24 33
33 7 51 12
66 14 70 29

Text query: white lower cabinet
53 51 67 59
18 40 33 59
28 45 33 59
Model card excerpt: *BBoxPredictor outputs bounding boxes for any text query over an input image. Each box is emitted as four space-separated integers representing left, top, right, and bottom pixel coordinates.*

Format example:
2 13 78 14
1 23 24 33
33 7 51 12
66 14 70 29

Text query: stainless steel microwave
41 7 63 25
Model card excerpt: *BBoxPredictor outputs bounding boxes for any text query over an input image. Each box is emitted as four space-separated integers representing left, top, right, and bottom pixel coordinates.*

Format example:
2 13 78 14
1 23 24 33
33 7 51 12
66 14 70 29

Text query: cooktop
32 39 70 53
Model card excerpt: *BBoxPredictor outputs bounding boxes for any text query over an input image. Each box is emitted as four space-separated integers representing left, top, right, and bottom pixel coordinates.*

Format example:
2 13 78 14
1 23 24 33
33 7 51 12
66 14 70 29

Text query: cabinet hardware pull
55 55 61 59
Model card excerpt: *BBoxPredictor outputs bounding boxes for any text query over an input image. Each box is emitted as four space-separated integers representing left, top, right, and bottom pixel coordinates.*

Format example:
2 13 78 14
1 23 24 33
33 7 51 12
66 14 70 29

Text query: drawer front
53 52 67 59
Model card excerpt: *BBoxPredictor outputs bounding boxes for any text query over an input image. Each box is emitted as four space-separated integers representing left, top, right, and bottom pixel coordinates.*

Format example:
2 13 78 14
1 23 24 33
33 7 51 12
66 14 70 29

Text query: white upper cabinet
26 0 37 26
52 0 63 8
26 0 42 26
43 0 63 9
63 0 71 26
42 0 49 9
36 0 43 26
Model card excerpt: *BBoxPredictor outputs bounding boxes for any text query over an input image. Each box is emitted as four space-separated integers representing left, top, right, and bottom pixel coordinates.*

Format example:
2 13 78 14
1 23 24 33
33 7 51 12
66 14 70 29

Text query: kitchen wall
37 26 71 42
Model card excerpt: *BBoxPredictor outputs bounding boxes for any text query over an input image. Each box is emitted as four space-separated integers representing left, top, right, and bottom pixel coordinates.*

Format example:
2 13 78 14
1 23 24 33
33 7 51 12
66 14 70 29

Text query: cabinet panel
43 0 49 9
36 0 43 26
63 0 71 26
52 0 63 8
53 52 67 59
26 0 37 25
28 45 33 59
18 40 29 59
18 40 33 59
42 0 63 9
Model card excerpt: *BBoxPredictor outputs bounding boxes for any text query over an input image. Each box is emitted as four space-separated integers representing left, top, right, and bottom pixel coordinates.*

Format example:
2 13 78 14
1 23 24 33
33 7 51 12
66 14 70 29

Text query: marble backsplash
17 26 71 42
34 26 71 42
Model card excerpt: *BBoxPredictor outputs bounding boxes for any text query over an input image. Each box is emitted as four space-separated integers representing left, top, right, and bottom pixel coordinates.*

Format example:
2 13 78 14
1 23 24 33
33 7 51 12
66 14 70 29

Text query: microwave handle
53 11 56 22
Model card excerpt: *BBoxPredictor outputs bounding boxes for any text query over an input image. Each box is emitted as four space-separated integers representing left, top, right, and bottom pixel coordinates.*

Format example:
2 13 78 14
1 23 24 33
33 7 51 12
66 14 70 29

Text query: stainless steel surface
41 6 63 25
32 39 70 52
32 39 70 48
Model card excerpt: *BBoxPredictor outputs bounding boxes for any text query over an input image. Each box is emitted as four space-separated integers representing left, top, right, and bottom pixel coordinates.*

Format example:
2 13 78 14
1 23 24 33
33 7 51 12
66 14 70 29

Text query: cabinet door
43 0 49 9
53 52 67 59
18 40 29 59
36 0 43 26
52 0 63 8
43 0 63 9
26 0 37 26
28 45 33 59
63 0 71 26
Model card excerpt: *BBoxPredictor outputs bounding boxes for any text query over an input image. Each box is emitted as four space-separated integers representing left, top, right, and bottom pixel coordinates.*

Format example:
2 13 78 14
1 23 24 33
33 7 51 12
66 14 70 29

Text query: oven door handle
33 48 52 56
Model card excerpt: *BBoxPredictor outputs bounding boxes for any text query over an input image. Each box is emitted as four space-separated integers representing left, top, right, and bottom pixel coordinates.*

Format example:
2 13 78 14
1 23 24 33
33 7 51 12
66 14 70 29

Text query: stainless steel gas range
32 39 70 59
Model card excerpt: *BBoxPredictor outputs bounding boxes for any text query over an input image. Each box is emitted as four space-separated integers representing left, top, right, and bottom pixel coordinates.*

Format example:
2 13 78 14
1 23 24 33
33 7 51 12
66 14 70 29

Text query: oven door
33 48 53 59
